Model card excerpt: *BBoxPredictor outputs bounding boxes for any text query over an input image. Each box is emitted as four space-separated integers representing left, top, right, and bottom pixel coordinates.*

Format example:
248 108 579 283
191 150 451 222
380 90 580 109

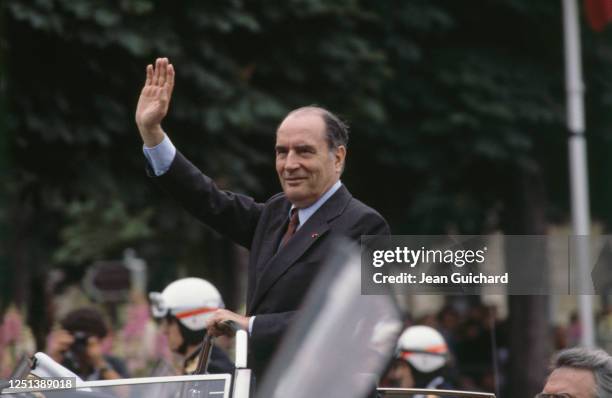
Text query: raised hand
135 57 175 147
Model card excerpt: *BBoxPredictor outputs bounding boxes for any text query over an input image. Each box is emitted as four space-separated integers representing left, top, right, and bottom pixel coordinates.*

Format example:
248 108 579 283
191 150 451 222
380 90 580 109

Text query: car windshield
0 375 231 398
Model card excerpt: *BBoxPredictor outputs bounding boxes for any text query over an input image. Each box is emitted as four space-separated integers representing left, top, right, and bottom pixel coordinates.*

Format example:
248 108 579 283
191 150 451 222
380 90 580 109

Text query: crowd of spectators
1 294 612 394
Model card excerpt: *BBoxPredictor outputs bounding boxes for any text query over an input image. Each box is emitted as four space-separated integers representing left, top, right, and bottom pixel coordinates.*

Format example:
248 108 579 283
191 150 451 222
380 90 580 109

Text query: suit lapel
248 186 352 314
255 201 291 276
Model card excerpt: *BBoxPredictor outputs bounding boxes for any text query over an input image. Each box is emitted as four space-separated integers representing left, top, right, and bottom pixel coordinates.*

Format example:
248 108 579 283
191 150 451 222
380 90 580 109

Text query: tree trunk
503 169 551 398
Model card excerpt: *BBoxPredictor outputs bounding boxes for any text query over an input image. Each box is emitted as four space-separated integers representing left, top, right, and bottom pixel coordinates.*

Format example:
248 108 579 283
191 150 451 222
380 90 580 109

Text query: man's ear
335 145 347 172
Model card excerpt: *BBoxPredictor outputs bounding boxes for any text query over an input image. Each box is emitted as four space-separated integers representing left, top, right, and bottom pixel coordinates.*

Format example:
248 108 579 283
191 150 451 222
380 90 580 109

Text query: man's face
160 318 184 353
540 367 597 398
275 112 345 208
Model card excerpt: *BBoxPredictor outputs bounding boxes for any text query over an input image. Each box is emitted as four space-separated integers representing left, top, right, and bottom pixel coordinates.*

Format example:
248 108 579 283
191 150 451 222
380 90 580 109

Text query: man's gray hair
552 347 612 398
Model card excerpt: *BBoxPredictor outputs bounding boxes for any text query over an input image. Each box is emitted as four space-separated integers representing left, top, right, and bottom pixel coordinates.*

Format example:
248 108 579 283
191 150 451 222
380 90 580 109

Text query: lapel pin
311 233 319 239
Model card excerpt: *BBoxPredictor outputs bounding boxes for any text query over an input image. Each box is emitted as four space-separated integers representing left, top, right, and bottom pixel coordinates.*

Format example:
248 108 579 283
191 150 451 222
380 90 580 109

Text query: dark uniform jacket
183 344 234 375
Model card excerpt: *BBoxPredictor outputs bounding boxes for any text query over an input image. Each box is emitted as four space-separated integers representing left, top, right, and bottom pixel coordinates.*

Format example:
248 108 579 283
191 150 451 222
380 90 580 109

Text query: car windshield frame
377 387 496 398
0 374 232 398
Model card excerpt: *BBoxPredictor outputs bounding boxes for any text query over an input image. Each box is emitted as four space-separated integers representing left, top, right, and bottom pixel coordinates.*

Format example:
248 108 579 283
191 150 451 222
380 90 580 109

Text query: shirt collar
290 180 342 229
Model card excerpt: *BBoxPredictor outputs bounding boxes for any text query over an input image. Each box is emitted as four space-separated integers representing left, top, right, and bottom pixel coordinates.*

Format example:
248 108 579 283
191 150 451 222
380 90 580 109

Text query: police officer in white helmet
149 277 234 374
384 325 454 396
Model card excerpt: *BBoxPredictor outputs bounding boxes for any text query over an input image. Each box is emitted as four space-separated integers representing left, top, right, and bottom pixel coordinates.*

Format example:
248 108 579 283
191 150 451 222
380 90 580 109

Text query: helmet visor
149 292 168 318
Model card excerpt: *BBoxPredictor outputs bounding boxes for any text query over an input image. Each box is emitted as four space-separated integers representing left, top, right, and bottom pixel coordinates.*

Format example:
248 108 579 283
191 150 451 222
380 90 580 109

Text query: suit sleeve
249 311 296 364
148 150 264 249
349 207 391 238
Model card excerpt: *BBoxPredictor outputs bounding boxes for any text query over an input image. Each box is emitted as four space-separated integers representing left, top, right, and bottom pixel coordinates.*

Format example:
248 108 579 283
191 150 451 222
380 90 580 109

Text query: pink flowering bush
0 305 35 378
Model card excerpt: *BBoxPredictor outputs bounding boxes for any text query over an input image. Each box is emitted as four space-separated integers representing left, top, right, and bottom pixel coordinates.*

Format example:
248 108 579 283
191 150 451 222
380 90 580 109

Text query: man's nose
284 151 300 171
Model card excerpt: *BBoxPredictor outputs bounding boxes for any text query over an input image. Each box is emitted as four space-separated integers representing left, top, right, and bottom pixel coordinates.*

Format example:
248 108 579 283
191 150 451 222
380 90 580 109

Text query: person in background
567 311 583 347
383 325 454 395
46 307 128 380
538 347 612 398
149 277 234 374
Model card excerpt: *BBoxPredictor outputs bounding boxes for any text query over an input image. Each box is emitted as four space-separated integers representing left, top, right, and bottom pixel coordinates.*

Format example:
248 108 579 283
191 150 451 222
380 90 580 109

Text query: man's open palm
135 57 174 135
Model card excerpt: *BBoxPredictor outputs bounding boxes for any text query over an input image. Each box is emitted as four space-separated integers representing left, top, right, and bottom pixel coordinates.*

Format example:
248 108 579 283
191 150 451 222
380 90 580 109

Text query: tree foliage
2 0 394 306
3 0 612 288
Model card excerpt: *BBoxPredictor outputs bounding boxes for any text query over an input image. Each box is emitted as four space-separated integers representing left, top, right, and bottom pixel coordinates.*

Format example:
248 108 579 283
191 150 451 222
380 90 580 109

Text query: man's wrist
138 125 165 147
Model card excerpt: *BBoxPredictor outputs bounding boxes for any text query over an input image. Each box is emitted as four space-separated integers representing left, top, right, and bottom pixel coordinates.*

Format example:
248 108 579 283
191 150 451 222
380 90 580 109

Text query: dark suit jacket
152 151 390 378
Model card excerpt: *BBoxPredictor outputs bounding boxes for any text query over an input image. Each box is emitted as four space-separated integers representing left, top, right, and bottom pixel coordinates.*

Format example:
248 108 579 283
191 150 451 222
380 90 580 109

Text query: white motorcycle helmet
396 325 449 373
149 277 224 331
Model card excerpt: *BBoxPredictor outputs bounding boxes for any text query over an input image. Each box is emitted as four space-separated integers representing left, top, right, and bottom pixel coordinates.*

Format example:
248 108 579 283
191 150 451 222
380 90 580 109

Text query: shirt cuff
143 134 176 176
248 316 255 336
